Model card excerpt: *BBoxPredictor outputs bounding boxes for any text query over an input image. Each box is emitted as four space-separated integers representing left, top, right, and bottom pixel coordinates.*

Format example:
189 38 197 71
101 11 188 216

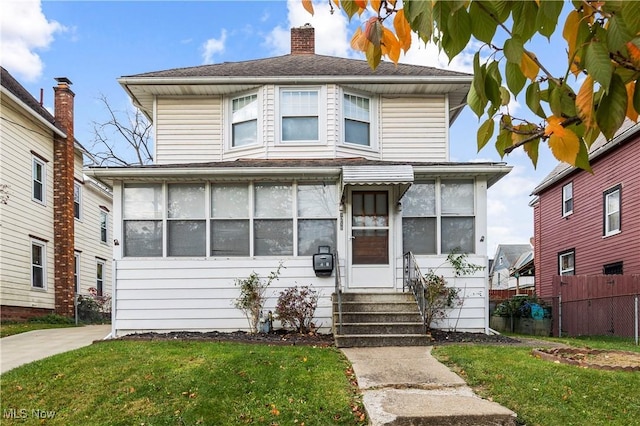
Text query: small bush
234 263 283 333
493 295 550 318
275 285 319 334
77 287 112 324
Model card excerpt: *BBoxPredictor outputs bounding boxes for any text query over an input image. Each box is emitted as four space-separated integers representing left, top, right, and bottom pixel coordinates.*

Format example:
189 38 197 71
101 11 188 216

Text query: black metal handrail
334 251 343 335
403 251 428 332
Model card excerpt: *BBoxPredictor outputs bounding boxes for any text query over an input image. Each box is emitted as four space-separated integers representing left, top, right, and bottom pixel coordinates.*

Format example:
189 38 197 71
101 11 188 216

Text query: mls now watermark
3 408 56 419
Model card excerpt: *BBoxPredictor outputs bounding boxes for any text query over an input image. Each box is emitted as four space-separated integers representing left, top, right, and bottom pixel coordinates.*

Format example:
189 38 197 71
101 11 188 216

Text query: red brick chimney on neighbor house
291 24 315 54
53 77 76 318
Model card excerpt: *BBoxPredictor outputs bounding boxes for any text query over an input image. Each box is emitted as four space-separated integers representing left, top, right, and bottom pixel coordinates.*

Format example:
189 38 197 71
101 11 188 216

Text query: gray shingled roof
1 66 58 129
124 54 472 79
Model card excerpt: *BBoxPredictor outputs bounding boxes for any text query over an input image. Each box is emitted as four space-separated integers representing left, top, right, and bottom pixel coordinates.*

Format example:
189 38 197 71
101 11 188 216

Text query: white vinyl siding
379 96 448 161
155 97 222 164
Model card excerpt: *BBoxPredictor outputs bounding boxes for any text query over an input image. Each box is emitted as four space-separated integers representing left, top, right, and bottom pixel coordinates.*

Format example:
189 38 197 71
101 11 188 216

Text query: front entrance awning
341 165 414 203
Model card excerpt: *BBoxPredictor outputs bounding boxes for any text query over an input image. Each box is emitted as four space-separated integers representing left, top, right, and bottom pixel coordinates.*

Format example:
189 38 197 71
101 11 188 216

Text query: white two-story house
1 67 112 321
88 26 510 340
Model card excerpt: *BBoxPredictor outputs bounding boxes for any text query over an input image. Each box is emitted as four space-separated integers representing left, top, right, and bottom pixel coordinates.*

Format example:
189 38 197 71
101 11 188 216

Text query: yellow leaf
544 116 564 137
548 128 580 165
563 11 579 60
371 0 381 12
355 0 368 9
381 27 401 63
350 27 369 52
626 81 639 121
302 0 314 16
333 0 340 7
576 75 596 129
520 51 539 81
394 9 412 52
626 41 640 67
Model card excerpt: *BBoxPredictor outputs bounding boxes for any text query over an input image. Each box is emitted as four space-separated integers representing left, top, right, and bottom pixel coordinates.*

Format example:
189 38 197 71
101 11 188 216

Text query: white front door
347 189 394 289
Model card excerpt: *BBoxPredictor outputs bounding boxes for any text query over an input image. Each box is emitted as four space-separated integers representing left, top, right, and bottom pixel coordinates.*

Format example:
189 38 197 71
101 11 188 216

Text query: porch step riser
334 293 414 303
334 302 419 313
335 334 433 347
386 414 518 426
338 324 426 335
335 313 422 323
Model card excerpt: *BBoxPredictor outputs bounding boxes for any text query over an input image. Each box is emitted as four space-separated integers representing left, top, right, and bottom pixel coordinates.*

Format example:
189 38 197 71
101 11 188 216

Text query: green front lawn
433 337 640 426
1 341 364 425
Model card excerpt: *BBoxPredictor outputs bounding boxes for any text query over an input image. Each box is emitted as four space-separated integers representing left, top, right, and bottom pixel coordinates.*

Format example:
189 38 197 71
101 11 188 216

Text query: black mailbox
313 246 333 277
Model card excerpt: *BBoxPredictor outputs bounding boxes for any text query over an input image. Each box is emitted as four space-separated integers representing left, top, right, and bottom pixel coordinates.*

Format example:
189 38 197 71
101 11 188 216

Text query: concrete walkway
341 346 517 425
1 325 111 374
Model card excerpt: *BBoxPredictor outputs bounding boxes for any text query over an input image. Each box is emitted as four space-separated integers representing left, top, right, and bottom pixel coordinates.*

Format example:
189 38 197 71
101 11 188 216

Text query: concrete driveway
1 325 111 374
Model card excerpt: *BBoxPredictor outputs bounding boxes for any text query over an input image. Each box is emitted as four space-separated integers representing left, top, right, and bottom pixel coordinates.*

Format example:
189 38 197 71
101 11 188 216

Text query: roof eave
1 86 67 138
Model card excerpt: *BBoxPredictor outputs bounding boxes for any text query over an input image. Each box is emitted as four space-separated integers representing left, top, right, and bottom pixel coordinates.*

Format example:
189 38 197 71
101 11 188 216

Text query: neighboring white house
88 26 511 337
0 67 112 320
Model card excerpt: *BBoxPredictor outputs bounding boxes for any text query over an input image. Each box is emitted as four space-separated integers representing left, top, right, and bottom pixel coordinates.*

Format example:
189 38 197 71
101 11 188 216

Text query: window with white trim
343 93 371 146
559 250 575 276
32 157 45 203
74 253 80 293
562 182 573 216
31 240 46 289
403 179 476 254
231 93 259 147
74 182 82 220
254 183 293 255
297 184 338 256
604 185 621 236
96 260 104 296
100 210 108 243
280 89 319 142
210 184 250 256
167 183 206 256
123 184 163 257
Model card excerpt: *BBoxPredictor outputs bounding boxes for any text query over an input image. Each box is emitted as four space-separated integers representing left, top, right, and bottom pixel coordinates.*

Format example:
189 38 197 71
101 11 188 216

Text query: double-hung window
559 250 575 275
280 89 319 142
31 240 46 289
167 183 206 256
74 253 80 293
297 184 338 256
402 182 437 254
562 182 573 216
210 184 250 256
441 180 475 253
32 157 46 203
74 182 82 220
254 184 293 255
603 185 621 236
344 94 371 146
96 260 105 296
123 184 163 257
231 94 258 147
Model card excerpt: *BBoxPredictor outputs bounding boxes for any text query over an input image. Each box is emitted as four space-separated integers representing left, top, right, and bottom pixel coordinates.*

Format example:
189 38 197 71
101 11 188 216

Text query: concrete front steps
333 292 434 347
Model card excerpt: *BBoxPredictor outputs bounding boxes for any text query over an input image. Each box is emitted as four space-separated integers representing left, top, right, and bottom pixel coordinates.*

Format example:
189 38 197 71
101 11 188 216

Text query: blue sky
2 0 570 257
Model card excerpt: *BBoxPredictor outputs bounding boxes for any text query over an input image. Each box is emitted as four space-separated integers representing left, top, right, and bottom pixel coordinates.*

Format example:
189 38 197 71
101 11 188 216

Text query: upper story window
231 93 259 147
562 182 573 216
32 157 46 204
100 210 108 243
74 182 82 220
559 249 575 275
603 185 621 236
344 93 371 146
280 89 319 142
123 184 163 257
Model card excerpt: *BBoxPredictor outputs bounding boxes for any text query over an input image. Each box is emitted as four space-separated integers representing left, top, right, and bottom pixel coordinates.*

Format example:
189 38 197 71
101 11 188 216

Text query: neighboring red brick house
531 121 640 298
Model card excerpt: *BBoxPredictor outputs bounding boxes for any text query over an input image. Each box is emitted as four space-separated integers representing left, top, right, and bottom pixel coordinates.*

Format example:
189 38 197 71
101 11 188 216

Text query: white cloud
202 30 227 64
0 0 66 82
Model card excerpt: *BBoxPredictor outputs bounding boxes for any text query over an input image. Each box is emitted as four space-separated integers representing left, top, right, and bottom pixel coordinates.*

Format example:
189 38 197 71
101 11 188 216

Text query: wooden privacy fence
550 275 640 341
489 289 536 301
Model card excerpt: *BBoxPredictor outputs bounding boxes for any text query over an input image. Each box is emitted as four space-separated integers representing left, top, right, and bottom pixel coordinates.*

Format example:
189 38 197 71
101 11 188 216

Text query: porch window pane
441 180 474 215
298 219 336 256
210 220 250 256
168 184 205 219
124 184 163 219
255 184 291 218
403 218 436 254
167 220 206 256
211 184 248 218
254 219 293 256
297 184 337 217
403 182 435 216
124 221 163 257
441 217 474 253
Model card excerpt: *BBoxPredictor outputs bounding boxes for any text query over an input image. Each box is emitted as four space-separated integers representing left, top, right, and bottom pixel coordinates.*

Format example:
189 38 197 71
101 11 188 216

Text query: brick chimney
53 77 76 318
291 24 315 54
